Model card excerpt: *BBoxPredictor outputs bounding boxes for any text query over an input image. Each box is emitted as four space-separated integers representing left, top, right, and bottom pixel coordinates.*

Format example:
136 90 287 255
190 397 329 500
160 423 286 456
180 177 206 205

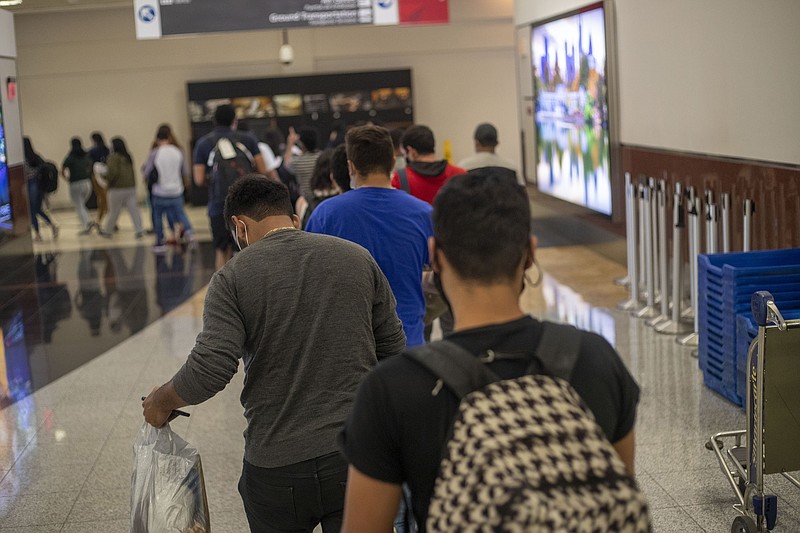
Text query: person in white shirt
143 124 195 253
457 123 519 183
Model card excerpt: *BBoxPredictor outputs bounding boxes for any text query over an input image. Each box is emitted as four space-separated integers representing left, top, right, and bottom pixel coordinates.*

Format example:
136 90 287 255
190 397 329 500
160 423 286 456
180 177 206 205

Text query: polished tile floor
0 204 797 531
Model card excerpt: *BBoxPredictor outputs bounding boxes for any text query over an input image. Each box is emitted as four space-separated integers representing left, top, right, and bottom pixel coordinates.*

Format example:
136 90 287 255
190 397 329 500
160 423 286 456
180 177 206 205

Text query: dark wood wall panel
621 145 800 251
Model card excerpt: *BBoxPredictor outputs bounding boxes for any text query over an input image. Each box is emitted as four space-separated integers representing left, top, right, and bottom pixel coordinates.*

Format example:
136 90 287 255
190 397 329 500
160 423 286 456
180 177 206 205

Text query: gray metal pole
657 189 691 334
636 185 659 319
721 193 731 253
678 196 702 346
743 199 755 252
618 182 642 311
615 172 633 286
647 186 670 327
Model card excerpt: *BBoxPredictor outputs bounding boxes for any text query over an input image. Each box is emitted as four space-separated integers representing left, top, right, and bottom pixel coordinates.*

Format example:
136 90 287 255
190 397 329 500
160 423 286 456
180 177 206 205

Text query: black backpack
405 321 651 532
39 161 59 193
210 135 255 202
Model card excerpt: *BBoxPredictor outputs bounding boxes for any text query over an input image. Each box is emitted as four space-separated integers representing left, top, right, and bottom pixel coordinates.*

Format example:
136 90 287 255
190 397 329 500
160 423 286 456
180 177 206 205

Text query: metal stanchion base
617 299 640 311
646 315 668 327
677 332 699 346
614 276 631 287
635 306 660 319
655 319 692 335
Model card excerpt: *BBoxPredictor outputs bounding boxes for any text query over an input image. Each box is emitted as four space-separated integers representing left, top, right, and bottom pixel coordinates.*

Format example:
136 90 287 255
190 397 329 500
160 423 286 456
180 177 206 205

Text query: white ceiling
2 0 129 13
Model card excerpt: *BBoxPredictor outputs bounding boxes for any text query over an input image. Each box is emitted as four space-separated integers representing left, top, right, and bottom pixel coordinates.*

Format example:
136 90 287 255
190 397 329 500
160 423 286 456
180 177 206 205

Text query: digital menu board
135 0 449 39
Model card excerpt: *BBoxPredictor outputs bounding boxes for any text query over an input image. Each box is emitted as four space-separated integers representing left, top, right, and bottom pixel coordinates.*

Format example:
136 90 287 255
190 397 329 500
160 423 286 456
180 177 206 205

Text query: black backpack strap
530 321 583 380
397 168 410 193
404 341 500 399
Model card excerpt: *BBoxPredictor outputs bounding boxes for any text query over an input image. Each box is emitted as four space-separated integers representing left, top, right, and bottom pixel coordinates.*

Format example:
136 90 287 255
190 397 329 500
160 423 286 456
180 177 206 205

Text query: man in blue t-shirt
193 104 266 269
306 125 433 347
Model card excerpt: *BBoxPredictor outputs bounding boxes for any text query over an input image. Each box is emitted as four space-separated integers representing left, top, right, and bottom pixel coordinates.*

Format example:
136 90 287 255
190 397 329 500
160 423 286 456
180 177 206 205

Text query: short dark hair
474 123 498 147
433 171 530 282
389 128 404 150
214 104 236 128
346 125 394 176
309 149 334 192
299 127 319 152
223 174 293 229
330 144 351 192
401 125 435 155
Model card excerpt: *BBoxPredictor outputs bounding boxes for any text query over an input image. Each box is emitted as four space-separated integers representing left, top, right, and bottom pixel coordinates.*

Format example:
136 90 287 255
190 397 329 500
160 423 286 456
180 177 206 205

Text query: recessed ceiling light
0 0 23 6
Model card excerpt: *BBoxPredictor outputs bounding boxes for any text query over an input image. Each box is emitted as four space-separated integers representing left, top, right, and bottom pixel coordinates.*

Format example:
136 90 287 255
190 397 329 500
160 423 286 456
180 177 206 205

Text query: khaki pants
92 175 108 223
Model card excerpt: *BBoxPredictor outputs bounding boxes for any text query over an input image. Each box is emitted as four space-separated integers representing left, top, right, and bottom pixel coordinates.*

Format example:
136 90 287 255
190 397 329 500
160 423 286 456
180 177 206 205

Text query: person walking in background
287 127 321 196
62 137 93 235
295 149 338 229
100 137 144 239
88 132 110 229
391 125 465 204
457 122 519 183
23 137 58 241
143 125 195 253
192 104 266 270
330 144 352 194
143 124 180 242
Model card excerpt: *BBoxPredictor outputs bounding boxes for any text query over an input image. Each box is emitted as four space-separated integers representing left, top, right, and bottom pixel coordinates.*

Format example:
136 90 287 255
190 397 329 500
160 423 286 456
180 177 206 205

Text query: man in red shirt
391 125 465 204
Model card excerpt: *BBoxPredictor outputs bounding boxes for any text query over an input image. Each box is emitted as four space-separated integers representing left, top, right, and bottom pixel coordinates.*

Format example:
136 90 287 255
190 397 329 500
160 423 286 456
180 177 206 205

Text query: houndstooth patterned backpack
406 321 651 532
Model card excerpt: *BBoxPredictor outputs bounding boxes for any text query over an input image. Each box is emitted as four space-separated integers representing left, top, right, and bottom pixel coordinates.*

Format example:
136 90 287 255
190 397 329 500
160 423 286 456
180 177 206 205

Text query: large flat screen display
531 3 611 215
0 99 12 229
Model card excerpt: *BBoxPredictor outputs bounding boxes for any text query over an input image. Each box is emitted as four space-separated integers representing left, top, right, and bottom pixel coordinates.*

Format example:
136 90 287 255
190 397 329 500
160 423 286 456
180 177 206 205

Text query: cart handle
751 291 787 330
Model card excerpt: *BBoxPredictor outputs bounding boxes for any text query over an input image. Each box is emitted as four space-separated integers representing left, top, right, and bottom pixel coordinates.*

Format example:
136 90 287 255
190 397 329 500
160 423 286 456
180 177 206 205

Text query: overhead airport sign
134 0 449 40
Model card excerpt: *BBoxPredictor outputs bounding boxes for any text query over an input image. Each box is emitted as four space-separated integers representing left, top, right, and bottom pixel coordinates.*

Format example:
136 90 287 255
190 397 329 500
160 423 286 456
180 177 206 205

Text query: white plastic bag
130 422 210 533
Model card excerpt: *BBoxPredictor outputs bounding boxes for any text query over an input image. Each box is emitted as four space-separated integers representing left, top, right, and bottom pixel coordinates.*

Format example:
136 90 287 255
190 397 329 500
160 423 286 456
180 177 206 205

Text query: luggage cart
706 291 800 532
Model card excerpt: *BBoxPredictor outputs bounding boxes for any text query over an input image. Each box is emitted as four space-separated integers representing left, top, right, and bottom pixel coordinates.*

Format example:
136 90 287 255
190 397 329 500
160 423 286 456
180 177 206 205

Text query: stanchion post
657 188 691 334
743 199 755 252
721 193 730 253
618 181 642 311
678 196 702 346
647 185 670 327
615 172 633 286
635 184 659 319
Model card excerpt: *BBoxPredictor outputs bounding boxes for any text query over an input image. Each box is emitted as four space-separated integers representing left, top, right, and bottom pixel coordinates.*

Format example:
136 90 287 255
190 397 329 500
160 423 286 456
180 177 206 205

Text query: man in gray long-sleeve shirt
143 174 406 532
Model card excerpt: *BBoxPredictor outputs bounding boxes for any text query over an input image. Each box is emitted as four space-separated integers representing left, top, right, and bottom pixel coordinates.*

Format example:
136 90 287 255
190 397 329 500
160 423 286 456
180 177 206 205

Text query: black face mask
433 271 452 313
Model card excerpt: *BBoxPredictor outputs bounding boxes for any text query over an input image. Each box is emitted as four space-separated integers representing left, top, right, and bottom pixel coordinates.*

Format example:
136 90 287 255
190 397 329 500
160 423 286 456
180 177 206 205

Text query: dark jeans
239 452 348 533
27 179 51 233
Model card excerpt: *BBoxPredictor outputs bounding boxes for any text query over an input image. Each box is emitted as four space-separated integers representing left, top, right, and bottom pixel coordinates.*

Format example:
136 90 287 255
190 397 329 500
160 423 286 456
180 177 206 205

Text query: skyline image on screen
532 4 611 215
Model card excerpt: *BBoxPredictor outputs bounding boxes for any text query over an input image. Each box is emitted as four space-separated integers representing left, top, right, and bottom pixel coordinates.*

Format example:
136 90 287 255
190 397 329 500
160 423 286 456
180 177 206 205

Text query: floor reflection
0 242 216 409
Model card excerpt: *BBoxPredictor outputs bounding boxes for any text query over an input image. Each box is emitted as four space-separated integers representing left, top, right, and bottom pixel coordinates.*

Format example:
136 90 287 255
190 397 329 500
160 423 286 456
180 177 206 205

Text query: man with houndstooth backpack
339 170 650 532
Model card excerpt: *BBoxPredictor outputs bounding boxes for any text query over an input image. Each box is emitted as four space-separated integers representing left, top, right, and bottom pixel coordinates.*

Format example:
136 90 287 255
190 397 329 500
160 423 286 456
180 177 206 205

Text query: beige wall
515 0 800 166
14 0 517 207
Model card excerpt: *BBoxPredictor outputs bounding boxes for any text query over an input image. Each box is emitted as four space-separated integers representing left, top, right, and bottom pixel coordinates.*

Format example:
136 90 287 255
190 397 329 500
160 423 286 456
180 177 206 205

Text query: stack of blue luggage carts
698 249 800 408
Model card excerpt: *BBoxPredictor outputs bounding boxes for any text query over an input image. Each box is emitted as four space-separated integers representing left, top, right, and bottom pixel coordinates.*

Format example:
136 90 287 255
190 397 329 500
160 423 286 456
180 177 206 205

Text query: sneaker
152 243 168 254
98 230 113 239
135 231 145 239
33 233 43 242
183 230 196 243
78 227 92 236
51 225 60 240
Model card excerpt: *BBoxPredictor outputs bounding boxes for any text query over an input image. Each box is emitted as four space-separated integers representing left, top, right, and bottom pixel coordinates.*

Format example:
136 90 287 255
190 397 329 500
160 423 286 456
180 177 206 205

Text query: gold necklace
264 226 298 237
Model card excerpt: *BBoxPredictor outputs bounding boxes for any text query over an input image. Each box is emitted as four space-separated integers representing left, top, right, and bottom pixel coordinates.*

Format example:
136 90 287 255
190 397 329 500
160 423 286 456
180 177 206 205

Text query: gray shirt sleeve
370 261 406 359
172 270 245 405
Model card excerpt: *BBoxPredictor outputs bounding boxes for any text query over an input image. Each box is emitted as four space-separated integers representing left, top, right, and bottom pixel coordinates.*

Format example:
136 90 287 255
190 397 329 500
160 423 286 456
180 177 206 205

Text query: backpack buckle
479 350 497 363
